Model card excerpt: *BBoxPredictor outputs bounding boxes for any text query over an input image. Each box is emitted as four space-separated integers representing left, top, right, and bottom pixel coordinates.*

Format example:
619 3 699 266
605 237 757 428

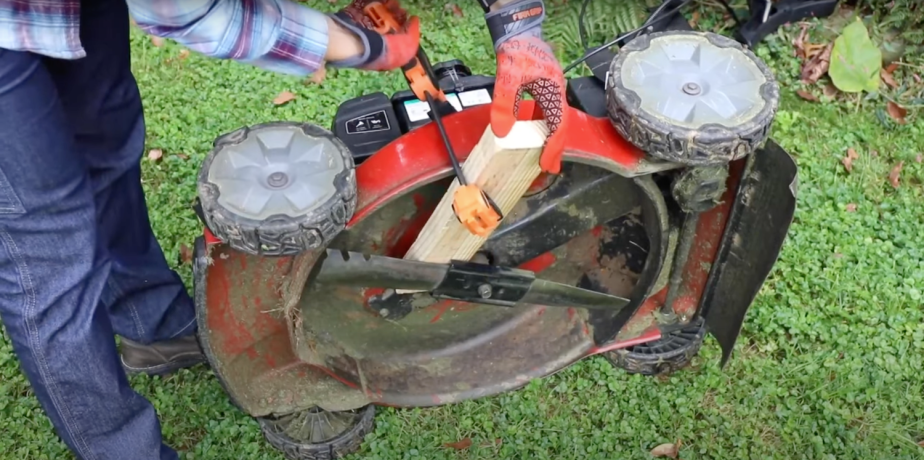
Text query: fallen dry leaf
796 90 819 102
273 91 296 105
650 441 680 458
689 10 701 28
445 3 464 17
147 149 163 162
179 244 193 264
822 84 839 99
915 153 922 163
307 66 326 85
443 438 473 450
846 203 857 212
885 62 899 74
887 101 908 124
793 24 810 59
915 74 922 84
841 147 859 173
150 36 164 47
918 439 924 447
175 153 190 160
881 70 898 89
801 43 832 84
889 161 904 188
178 49 190 60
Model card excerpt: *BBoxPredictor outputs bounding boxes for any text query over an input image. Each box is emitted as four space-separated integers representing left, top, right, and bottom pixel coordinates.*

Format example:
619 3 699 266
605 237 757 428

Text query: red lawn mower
189 2 808 458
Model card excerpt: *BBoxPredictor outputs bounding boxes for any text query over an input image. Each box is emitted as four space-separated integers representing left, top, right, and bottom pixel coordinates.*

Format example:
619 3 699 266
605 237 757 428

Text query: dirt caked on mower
189 2 804 458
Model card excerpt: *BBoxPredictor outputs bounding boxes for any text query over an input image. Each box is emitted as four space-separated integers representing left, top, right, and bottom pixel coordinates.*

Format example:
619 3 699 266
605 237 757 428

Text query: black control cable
567 0 750 76
564 0 693 74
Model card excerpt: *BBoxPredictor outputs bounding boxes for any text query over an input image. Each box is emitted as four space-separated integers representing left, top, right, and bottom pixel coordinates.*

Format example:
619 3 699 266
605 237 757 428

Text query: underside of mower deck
189 26 800 460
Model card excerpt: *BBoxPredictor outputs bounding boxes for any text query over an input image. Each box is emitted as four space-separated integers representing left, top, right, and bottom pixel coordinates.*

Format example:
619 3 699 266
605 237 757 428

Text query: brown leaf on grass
887 101 908 124
175 153 190 160
881 62 900 89
918 439 924 447
147 149 163 162
443 438 472 450
689 10 701 28
445 3 464 17
793 24 810 59
841 147 859 172
796 90 819 102
915 153 922 163
305 66 326 85
150 36 165 47
650 440 681 458
179 244 193 264
801 43 833 84
846 203 857 212
822 84 839 99
889 161 904 188
914 74 922 84
178 49 190 60
881 70 898 89
273 91 296 105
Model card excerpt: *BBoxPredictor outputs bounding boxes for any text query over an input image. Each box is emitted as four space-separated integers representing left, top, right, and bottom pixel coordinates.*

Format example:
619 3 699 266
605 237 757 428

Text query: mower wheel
257 405 375 460
605 317 706 376
197 121 357 256
606 30 779 165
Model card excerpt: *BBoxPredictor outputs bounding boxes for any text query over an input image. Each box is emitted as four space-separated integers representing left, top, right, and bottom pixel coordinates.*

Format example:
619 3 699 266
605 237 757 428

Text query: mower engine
190 30 798 460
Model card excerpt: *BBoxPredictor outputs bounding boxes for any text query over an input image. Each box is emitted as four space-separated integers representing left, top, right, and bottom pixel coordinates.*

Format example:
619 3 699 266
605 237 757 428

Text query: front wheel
605 317 706 376
257 405 375 460
197 122 357 256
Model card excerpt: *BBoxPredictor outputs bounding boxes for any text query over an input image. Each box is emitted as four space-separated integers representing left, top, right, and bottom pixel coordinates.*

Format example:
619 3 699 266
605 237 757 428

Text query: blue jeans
0 1 195 459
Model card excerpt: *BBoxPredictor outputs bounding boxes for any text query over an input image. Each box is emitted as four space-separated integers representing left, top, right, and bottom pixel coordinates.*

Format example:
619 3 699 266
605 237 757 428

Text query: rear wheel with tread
607 30 779 165
257 405 375 460
197 122 357 256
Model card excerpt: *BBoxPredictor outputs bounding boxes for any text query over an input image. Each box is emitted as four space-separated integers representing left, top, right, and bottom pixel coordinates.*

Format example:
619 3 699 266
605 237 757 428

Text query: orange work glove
484 0 569 174
329 0 420 71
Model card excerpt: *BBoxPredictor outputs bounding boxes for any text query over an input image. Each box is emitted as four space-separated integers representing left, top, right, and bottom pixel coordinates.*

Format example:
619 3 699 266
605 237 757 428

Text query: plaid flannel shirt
0 0 330 76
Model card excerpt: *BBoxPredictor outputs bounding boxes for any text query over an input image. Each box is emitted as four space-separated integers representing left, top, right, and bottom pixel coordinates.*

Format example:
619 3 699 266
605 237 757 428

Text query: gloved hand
327 0 420 71
485 0 569 174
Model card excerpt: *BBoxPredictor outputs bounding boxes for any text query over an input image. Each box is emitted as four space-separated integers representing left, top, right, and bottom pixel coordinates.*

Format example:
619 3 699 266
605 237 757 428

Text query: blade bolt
477 284 493 299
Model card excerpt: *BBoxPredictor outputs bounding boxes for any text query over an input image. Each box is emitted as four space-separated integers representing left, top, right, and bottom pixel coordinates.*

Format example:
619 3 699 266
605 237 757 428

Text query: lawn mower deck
191 30 798 459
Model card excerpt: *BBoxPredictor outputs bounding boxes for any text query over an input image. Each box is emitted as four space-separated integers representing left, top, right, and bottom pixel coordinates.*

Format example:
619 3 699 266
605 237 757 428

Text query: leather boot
120 335 207 376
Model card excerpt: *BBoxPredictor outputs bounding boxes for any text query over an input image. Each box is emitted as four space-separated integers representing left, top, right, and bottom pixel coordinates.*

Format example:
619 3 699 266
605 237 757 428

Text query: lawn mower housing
191 29 797 460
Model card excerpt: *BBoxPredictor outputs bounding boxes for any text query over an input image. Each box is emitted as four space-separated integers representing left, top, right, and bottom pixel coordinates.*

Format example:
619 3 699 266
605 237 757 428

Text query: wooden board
402 120 549 266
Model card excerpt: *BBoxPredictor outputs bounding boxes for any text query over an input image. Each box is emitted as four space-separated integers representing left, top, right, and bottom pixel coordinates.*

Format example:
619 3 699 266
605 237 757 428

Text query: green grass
2 2 924 459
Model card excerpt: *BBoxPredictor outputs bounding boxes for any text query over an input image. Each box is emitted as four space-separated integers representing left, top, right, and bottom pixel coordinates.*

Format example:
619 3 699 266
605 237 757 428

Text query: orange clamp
363 2 446 104
451 185 502 237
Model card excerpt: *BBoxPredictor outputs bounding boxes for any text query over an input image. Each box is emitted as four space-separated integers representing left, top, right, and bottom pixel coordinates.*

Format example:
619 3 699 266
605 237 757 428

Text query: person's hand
492 35 568 174
327 0 420 71
483 0 568 174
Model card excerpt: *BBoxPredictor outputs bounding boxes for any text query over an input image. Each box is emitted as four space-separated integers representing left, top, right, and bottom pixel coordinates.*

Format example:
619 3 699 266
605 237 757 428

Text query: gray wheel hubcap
621 34 768 129
208 125 345 220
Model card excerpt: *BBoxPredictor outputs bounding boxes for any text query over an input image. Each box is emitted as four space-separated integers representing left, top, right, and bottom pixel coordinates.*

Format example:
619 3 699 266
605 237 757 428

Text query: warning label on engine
345 110 390 134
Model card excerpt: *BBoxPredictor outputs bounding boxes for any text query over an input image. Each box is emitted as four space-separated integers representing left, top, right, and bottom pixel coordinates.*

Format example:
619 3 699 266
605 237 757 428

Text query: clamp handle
363 2 446 103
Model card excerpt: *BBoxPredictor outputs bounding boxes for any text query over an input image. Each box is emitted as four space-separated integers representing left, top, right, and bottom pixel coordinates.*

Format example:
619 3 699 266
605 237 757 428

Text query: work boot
120 335 207 376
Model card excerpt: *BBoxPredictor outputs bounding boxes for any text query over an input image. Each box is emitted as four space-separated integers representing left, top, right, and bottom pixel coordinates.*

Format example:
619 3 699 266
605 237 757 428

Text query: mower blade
522 279 630 312
314 249 447 291
316 249 631 312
